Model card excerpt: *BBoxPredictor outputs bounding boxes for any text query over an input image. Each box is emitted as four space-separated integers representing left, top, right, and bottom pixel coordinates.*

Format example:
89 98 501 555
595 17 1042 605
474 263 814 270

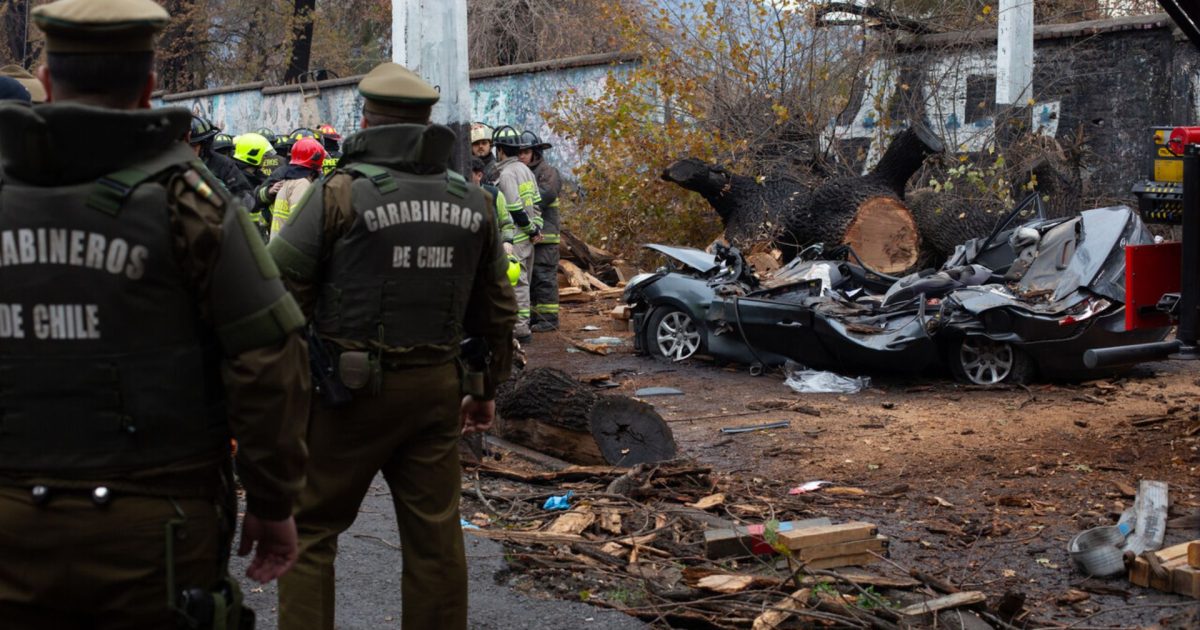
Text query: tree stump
495 368 677 466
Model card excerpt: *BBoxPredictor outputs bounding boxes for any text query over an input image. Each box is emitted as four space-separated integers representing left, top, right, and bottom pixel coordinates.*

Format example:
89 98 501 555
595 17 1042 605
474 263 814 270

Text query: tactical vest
0 144 229 474
314 164 489 360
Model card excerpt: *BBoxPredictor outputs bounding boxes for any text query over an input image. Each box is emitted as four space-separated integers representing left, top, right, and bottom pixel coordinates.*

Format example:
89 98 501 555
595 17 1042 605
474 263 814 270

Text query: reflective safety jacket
493 157 542 244
271 176 314 238
530 157 562 244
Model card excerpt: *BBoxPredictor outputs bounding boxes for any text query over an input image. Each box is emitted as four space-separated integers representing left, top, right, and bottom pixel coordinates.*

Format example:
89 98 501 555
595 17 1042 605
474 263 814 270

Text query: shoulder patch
346 163 398 194
182 167 227 210
446 169 469 199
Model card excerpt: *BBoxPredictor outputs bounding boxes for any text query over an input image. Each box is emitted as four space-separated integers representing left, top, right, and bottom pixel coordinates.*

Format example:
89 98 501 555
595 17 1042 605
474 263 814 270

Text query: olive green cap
33 0 170 54
0 65 46 103
358 62 440 119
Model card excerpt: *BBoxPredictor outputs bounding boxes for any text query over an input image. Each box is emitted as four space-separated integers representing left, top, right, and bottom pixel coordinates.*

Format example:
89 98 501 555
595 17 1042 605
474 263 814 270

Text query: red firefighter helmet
289 137 327 170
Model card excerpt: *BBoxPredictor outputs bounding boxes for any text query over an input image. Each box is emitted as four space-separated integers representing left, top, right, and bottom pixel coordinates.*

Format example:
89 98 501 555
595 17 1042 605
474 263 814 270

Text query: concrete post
391 0 472 173
996 0 1034 106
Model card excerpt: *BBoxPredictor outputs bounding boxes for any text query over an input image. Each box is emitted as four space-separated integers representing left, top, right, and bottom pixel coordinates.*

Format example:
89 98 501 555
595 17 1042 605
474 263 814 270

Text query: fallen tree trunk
495 368 677 465
664 126 941 274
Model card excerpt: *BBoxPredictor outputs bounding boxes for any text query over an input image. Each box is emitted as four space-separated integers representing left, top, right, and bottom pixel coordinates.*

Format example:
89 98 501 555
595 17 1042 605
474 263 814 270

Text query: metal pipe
1083 340 1181 369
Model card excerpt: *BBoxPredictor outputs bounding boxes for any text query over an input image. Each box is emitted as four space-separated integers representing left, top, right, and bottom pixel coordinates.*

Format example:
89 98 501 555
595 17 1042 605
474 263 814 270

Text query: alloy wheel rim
959 337 1014 385
656 311 701 361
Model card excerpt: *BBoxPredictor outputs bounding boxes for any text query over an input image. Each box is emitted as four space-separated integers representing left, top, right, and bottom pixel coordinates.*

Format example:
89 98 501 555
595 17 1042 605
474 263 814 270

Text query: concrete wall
151 53 637 183
830 13 1195 200
153 16 1198 202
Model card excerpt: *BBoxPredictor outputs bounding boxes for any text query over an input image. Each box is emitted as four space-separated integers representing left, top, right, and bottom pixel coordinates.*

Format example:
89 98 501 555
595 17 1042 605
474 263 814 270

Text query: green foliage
546 0 866 257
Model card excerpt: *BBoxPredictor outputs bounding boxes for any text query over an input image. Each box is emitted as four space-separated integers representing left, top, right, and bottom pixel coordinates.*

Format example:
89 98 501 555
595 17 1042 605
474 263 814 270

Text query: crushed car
624 198 1172 385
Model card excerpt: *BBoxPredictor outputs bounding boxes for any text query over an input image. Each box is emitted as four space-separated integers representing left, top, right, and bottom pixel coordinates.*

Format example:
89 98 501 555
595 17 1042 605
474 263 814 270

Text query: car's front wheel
644 306 703 362
949 336 1034 385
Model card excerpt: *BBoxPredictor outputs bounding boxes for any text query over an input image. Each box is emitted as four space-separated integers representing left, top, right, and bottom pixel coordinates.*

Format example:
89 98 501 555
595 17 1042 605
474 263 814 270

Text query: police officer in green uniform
0 1 311 628
268 62 517 630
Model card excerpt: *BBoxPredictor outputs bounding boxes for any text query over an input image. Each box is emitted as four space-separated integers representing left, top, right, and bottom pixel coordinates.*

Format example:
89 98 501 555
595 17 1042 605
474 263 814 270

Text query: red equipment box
1125 241 1181 331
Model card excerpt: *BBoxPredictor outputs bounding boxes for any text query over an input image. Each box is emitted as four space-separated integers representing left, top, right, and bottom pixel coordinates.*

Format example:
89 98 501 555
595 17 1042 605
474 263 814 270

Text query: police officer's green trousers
278 362 467 630
0 487 226 629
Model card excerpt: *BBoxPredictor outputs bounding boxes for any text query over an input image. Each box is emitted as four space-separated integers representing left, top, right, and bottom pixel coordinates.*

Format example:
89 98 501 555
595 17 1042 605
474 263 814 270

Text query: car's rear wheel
645 307 702 362
950 336 1034 385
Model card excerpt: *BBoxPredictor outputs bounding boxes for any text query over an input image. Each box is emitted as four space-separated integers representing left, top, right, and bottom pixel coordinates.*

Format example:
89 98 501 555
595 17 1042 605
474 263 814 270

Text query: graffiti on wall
152 86 366 141
150 60 634 183
470 63 635 179
827 50 1061 173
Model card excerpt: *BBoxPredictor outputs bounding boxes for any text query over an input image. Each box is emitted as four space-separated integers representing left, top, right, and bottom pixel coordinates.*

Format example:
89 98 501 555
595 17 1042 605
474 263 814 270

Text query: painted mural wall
829 15 1190 201
152 14 1195 202
151 60 634 184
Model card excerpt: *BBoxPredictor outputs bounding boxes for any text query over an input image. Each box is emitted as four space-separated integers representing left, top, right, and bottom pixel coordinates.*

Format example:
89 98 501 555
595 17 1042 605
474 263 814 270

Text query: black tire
643 306 704 363
948 336 1035 385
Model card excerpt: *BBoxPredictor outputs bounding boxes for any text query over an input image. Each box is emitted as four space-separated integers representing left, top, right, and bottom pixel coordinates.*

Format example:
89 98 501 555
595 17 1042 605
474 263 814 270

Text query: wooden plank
1189 542 1200 568
583 272 612 291
558 259 589 288
779 522 879 551
752 588 810 630
597 287 624 299
482 435 572 470
547 510 596 535
809 568 920 589
793 535 888 562
1172 565 1200 599
468 529 584 545
704 518 833 559
897 591 987 616
559 289 596 304
1130 542 1194 589
805 552 881 570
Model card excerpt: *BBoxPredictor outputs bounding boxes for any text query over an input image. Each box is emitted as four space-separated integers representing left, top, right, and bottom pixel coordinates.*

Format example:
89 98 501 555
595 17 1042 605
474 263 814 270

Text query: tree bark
2 0 30 68
284 0 317 84
495 368 677 466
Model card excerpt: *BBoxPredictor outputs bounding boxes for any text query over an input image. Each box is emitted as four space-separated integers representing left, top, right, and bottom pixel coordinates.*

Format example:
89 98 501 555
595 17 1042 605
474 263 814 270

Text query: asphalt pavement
231 474 646 629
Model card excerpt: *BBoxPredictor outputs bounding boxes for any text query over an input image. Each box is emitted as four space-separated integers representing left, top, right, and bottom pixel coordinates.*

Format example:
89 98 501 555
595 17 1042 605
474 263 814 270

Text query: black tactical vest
0 141 229 474
315 162 489 359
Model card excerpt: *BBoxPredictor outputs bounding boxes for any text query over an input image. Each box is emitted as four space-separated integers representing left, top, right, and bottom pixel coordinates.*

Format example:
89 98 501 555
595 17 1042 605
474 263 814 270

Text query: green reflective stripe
505 201 523 212
531 217 544 228
512 233 530 243
86 167 154 215
234 209 279 280
446 170 469 199
347 163 398 194
217 293 305 356
517 309 531 317
540 233 560 244
534 304 560 314
267 233 318 281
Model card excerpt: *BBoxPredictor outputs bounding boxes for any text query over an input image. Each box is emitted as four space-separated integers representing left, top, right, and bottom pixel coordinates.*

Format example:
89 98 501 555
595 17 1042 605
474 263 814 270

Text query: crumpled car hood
643 244 719 274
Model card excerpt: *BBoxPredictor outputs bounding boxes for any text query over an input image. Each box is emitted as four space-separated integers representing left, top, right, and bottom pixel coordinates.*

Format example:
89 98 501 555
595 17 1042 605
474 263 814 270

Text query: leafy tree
547 0 869 256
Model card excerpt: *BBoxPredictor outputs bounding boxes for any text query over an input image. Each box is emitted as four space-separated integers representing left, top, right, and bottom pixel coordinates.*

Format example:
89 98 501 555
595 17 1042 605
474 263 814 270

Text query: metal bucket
1068 525 1127 577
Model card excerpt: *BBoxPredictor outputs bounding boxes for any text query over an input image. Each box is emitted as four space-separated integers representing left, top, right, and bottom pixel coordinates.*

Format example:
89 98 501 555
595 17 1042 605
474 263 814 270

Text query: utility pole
995 0 1034 106
392 0 471 173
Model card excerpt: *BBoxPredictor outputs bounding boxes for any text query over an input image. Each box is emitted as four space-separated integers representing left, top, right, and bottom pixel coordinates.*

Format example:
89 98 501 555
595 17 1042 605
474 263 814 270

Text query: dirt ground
483 295 1200 628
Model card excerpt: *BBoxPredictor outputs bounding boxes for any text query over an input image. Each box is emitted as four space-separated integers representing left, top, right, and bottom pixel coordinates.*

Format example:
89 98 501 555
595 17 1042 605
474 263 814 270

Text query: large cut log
663 126 942 273
495 368 677 465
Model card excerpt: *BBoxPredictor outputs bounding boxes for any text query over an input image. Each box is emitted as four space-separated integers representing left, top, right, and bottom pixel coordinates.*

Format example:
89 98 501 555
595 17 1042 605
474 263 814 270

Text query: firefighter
318 123 343 175
188 114 254 210
518 130 563 331
269 137 326 238
491 125 542 343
